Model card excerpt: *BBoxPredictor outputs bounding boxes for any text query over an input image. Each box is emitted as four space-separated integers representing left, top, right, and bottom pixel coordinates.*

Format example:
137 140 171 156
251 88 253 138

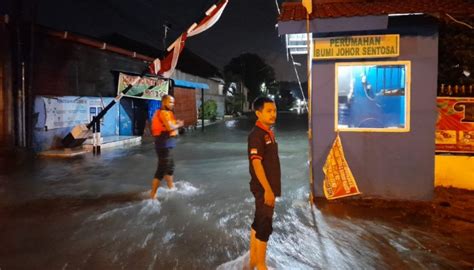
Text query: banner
323 134 361 200
150 0 229 78
314 34 399 60
117 73 169 100
436 97 474 153
42 97 103 129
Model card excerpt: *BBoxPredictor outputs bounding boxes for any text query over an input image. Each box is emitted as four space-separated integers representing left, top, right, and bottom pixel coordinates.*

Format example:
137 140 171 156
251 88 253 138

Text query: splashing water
0 115 472 269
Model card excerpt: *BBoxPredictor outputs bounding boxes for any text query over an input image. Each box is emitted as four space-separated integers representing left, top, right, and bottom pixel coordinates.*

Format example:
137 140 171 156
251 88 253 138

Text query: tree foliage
438 18 473 85
223 53 276 108
199 99 218 121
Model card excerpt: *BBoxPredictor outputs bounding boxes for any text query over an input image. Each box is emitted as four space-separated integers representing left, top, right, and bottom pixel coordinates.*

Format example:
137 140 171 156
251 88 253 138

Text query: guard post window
335 61 411 132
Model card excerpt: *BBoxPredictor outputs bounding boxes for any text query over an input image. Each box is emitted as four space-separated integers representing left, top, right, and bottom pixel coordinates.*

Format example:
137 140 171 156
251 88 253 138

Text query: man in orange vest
150 95 184 199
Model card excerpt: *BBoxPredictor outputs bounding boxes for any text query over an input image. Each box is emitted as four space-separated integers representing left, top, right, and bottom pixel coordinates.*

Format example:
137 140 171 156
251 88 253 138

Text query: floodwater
0 113 472 269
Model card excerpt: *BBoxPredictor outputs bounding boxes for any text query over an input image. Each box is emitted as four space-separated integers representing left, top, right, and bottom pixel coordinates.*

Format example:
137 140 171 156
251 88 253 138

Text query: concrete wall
33 34 147 97
435 155 474 190
311 16 438 200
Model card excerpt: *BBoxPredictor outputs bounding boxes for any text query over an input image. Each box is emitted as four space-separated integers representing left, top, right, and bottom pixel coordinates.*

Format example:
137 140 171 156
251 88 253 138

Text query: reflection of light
225 120 237 128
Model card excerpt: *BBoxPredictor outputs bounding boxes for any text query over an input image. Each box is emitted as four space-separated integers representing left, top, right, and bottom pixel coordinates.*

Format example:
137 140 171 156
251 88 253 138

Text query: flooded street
0 113 473 269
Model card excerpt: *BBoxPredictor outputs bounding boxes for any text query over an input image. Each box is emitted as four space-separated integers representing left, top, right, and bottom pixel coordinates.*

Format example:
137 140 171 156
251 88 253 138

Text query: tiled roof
279 0 474 21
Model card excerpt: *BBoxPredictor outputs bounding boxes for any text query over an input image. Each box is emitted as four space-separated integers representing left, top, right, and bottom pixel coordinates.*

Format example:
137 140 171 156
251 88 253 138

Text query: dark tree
223 53 276 110
438 18 473 86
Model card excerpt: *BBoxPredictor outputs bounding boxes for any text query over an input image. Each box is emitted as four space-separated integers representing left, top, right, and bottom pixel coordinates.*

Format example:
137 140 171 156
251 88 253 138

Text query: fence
438 84 474 97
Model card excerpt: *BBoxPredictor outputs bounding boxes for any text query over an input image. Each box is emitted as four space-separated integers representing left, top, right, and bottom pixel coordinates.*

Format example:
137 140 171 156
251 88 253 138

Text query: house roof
104 33 222 79
176 49 223 80
279 0 474 21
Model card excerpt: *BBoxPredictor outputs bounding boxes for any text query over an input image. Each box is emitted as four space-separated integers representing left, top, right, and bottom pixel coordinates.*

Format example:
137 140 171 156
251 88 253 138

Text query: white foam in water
216 251 277 270
140 233 154 248
157 180 200 198
139 198 161 215
95 204 136 221
162 231 175 244
92 195 161 221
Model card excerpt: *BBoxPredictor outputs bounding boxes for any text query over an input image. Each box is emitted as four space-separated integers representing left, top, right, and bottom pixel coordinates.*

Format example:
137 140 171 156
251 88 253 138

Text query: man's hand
176 120 184 128
251 159 275 207
264 189 275 207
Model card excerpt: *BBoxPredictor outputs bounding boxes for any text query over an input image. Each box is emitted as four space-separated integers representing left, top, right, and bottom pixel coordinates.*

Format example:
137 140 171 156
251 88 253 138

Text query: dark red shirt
248 121 281 196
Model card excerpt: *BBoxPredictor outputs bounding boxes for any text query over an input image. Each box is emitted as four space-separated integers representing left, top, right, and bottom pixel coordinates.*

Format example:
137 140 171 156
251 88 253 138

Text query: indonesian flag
188 0 229 37
157 33 188 78
149 0 229 78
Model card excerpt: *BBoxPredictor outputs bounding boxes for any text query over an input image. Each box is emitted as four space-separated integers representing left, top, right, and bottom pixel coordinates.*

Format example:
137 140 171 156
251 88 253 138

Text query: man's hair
252 96 275 111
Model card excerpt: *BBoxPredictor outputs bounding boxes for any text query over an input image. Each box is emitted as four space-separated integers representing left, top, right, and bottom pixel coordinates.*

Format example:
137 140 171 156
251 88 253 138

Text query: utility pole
162 22 171 58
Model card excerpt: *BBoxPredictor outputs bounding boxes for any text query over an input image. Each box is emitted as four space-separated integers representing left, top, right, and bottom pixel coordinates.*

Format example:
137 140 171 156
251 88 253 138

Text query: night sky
9 0 307 81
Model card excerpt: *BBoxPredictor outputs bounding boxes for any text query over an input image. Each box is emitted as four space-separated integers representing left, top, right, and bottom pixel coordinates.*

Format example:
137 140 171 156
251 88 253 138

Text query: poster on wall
436 97 474 153
323 134 361 200
42 97 105 130
117 73 169 100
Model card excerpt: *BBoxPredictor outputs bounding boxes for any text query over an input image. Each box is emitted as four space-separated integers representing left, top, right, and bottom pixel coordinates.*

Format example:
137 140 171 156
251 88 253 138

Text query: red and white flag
150 0 229 78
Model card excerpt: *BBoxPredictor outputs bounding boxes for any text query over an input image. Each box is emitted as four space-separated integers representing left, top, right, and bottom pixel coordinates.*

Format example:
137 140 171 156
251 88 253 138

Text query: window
335 61 411 132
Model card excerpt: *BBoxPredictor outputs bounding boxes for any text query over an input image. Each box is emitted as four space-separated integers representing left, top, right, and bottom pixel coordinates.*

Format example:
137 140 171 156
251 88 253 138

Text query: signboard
42 97 104 129
314 34 399 60
436 97 474 153
117 73 169 100
323 134 361 200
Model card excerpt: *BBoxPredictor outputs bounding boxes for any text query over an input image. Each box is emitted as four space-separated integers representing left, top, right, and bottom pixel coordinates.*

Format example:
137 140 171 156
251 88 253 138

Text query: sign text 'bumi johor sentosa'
314 34 400 60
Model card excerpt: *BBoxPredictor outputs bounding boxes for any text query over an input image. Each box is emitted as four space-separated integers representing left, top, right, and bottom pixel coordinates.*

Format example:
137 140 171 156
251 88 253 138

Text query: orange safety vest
151 109 177 136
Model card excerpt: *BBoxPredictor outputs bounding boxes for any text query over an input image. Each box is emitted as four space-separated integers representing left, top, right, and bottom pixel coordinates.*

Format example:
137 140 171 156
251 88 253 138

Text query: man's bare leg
255 239 268 270
164 174 174 189
150 178 161 199
249 228 257 269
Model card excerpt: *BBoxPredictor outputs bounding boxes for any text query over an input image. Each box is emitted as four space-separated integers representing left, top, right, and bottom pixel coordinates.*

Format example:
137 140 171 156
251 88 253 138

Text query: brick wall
0 22 7 147
0 61 4 144
173 87 197 126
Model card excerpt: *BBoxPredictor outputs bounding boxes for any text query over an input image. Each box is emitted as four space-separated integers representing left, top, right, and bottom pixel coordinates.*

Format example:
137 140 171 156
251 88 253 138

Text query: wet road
0 113 472 269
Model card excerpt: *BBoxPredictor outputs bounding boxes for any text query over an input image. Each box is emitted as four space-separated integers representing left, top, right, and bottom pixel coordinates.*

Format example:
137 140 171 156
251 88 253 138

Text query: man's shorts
251 190 275 242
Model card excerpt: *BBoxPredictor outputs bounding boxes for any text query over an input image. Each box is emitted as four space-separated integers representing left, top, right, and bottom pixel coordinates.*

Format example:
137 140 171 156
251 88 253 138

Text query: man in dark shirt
247 97 280 270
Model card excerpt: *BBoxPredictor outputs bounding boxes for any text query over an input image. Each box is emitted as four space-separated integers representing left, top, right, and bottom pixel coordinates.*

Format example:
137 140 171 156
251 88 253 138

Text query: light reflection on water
0 114 468 269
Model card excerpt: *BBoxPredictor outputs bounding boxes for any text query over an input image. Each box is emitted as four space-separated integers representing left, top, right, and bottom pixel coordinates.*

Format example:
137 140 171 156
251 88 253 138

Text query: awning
174 79 209 90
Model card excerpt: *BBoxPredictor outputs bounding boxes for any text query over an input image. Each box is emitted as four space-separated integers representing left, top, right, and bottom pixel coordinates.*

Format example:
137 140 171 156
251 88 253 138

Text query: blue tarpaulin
174 79 209 90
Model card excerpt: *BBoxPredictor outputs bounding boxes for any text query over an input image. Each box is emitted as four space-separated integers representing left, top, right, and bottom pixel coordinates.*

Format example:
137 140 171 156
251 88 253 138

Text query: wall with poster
436 97 474 153
33 96 121 151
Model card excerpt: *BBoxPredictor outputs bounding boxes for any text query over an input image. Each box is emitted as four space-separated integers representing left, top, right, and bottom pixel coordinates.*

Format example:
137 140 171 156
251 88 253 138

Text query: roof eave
278 15 389 35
